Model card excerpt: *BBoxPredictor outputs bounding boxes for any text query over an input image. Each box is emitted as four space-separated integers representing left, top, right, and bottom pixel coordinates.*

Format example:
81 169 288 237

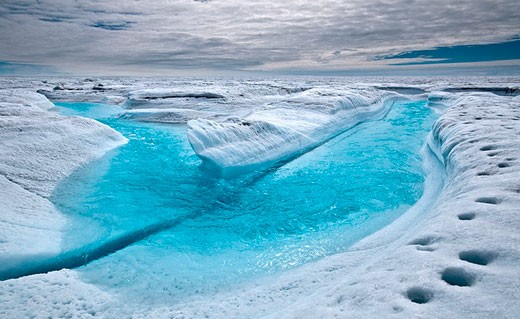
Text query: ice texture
187 88 400 176
124 88 520 319
0 76 519 318
0 89 127 274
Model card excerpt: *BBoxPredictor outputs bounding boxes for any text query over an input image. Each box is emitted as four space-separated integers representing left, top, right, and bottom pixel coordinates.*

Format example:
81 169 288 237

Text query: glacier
0 76 519 319
187 88 401 176
0 89 127 277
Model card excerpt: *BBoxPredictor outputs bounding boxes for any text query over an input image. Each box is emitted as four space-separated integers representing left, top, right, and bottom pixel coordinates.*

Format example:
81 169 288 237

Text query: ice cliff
187 88 401 176
0 89 127 274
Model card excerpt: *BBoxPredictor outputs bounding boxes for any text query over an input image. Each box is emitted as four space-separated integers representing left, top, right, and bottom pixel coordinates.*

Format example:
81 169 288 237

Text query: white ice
187 88 400 176
0 76 519 318
0 89 127 275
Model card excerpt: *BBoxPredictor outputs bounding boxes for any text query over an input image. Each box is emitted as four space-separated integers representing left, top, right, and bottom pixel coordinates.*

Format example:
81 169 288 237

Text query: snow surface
0 89 127 277
0 76 519 318
187 88 400 176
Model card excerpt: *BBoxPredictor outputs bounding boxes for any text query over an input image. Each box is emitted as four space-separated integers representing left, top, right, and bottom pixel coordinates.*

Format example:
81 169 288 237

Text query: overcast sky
0 0 519 75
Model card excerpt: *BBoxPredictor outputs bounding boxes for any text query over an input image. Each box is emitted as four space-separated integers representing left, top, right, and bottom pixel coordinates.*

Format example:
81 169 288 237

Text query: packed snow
0 76 519 318
0 89 127 279
187 88 400 176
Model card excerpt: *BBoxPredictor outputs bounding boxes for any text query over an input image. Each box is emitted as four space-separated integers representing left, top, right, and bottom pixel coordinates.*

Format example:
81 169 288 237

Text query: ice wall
0 90 127 273
187 88 400 176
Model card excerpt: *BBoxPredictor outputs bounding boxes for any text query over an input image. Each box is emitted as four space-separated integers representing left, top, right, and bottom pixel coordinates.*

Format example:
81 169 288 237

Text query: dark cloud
39 17 64 23
91 21 135 31
0 0 518 74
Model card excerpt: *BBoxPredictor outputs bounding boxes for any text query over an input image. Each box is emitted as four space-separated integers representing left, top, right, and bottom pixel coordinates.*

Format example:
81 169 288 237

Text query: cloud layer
0 0 519 74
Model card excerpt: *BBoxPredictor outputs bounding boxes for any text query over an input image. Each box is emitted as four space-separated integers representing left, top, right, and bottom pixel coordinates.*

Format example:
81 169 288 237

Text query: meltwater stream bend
48 99 436 303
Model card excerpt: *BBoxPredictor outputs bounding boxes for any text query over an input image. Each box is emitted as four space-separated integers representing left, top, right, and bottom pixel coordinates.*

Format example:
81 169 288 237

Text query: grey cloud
0 0 518 74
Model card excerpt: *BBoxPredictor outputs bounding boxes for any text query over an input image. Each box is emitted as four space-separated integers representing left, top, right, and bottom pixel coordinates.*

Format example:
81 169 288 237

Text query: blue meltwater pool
51 99 437 304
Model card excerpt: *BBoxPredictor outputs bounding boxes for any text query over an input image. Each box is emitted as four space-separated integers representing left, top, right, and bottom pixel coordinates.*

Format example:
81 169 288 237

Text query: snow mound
129 88 226 100
0 90 127 274
0 90 127 197
187 88 400 176
0 270 113 318
0 89 55 111
125 88 225 109
101 95 127 105
119 108 228 123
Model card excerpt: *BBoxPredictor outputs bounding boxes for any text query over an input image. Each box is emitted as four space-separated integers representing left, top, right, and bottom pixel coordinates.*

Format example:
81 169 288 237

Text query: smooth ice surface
45 98 436 304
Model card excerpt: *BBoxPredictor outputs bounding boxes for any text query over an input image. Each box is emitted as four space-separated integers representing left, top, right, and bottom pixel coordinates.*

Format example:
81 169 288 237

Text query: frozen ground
0 76 519 318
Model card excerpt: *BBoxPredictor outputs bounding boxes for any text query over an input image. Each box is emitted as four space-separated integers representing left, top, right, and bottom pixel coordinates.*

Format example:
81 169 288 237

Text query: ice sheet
0 77 519 318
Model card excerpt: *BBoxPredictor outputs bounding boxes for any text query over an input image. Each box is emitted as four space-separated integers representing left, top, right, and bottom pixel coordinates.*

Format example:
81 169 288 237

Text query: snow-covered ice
187 88 400 176
0 89 127 278
0 76 519 318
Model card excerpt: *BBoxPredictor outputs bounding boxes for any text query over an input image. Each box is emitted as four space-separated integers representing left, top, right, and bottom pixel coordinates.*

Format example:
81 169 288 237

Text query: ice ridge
187 88 401 176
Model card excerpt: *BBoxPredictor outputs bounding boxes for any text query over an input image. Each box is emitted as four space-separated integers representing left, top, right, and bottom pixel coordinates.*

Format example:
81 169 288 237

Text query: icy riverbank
164 91 520 319
122 91 520 319
187 88 401 176
0 77 519 318
0 89 127 278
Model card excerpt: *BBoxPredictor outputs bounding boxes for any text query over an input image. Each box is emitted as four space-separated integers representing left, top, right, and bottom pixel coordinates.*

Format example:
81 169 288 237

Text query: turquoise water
51 99 436 303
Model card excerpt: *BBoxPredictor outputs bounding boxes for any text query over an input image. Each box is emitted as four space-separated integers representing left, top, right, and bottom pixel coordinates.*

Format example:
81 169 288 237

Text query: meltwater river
50 99 436 303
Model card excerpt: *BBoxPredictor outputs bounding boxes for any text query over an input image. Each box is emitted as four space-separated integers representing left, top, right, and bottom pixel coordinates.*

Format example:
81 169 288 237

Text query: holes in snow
409 236 441 251
441 267 476 287
475 197 500 205
406 287 434 304
480 145 496 151
392 305 404 313
333 295 346 305
459 250 497 266
458 212 476 220
409 236 440 246
477 171 492 176
498 162 510 168
487 152 500 157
